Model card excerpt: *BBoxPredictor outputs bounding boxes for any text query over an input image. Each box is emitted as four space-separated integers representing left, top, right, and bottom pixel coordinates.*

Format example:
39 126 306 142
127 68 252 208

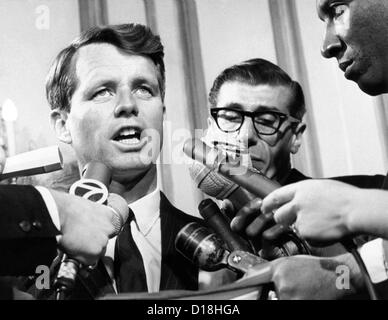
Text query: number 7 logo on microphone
69 178 109 204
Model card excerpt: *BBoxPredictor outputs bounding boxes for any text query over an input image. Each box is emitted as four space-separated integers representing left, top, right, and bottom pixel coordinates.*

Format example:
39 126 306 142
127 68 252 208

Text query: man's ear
207 116 217 128
50 110 72 144
290 122 306 154
162 104 166 120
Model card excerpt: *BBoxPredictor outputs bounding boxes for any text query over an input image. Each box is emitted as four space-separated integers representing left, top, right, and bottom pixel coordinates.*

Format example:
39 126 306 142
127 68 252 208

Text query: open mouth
339 60 356 79
339 60 352 73
113 127 142 145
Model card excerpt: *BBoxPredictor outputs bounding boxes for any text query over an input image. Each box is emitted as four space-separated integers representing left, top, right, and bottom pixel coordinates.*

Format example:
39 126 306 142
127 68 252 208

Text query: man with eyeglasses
204 58 386 299
206 58 306 186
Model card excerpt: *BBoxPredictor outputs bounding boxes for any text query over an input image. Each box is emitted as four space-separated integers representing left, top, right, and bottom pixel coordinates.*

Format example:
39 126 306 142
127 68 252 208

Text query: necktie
114 208 148 293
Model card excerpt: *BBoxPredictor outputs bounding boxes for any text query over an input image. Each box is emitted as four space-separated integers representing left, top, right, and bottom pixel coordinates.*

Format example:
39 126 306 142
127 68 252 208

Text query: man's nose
239 117 258 147
321 26 342 59
114 91 138 117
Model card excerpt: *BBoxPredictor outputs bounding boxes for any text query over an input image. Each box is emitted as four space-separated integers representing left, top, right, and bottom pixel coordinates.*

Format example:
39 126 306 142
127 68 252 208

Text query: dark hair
209 58 305 119
46 23 165 112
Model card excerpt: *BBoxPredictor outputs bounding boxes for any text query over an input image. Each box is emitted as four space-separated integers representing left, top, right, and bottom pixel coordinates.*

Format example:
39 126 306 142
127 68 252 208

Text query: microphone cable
341 238 379 300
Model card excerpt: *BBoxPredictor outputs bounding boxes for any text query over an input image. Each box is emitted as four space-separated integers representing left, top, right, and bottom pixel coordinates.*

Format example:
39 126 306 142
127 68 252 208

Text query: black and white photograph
1 0 388 306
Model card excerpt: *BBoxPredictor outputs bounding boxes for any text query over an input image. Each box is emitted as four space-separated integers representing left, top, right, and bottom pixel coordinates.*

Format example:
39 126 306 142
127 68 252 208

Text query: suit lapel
159 192 180 290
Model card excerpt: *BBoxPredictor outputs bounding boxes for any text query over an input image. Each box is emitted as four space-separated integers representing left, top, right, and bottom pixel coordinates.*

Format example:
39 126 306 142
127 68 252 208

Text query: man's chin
112 157 155 171
111 162 155 182
358 79 387 96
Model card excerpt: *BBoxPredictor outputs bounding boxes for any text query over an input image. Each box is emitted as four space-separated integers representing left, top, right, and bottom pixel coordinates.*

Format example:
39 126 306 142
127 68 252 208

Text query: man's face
53 43 164 181
208 82 304 181
317 0 388 95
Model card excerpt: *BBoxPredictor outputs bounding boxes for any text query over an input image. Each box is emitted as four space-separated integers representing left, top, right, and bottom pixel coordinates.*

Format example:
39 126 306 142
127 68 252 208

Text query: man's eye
134 86 153 98
330 3 347 19
92 88 113 100
218 111 241 122
257 119 275 127
255 114 277 127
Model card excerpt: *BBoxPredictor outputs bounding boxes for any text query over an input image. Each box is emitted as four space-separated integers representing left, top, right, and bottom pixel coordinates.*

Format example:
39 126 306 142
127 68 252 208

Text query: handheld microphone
184 138 280 198
189 160 256 213
198 198 252 253
175 222 229 271
54 161 126 299
175 222 266 274
0 146 63 180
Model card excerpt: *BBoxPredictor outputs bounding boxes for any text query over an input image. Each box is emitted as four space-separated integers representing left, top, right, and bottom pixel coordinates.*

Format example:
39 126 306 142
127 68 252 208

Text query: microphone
198 198 252 253
175 222 266 274
175 222 229 271
54 161 127 299
184 138 311 257
189 160 256 213
184 138 280 198
0 146 63 180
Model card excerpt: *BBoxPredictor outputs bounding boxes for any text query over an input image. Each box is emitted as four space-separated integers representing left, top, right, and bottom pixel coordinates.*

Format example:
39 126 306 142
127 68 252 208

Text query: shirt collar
129 188 160 235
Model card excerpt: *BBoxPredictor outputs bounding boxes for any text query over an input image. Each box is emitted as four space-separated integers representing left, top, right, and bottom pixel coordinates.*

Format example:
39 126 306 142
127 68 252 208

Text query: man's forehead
217 81 293 114
218 82 292 102
74 43 157 81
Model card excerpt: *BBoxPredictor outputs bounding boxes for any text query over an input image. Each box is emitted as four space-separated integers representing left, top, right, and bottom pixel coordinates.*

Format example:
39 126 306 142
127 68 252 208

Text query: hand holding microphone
53 191 128 266
54 162 129 297
183 138 310 257
261 179 366 244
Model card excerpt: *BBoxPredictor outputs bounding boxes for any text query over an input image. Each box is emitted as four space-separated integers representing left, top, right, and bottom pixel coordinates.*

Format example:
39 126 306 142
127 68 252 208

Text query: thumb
107 193 129 237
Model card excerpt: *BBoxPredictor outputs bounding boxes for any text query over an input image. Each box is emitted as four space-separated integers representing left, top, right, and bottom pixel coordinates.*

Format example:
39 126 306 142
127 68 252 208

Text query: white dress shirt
359 238 388 283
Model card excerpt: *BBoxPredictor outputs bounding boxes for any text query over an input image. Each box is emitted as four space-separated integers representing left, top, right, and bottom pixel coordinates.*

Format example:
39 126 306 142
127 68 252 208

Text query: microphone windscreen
189 160 238 199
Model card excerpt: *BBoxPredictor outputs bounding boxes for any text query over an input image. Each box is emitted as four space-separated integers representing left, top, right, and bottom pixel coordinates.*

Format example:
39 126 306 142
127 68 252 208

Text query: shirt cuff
358 238 388 283
35 186 61 232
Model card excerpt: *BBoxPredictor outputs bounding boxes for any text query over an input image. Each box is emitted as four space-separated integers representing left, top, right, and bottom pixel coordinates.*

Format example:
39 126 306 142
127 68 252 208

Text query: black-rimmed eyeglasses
210 108 301 136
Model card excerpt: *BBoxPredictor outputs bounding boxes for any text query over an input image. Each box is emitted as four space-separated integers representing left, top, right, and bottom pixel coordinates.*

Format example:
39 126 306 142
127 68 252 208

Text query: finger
262 224 290 242
261 184 297 215
230 198 262 232
273 200 297 226
259 246 285 260
107 193 129 237
245 213 275 238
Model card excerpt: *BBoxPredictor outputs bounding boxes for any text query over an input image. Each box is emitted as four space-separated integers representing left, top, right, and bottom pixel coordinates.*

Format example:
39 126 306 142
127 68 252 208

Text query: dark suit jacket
29 191 202 300
0 185 59 299
0 185 58 276
282 168 386 190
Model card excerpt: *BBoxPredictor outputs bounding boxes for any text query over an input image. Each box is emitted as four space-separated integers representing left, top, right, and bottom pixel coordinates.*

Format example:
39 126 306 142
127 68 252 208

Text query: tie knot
126 207 135 224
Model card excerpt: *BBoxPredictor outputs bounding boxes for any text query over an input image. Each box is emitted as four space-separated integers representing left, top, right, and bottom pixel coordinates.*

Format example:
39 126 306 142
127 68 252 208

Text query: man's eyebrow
222 102 244 110
317 0 332 18
221 103 281 113
131 76 159 87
